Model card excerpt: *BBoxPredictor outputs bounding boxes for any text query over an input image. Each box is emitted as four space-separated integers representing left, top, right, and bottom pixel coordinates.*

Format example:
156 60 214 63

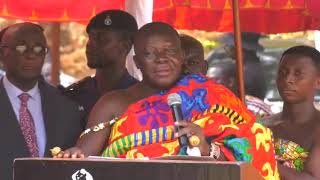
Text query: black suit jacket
0 79 83 180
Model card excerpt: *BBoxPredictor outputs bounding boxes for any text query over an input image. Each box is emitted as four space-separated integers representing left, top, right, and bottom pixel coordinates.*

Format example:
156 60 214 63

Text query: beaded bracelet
209 142 221 159
79 118 117 138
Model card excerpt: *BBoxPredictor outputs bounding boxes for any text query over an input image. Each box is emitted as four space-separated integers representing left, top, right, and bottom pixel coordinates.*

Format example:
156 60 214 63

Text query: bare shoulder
99 89 128 104
313 110 320 133
95 89 131 114
85 88 133 127
310 113 320 151
260 113 284 127
314 112 320 137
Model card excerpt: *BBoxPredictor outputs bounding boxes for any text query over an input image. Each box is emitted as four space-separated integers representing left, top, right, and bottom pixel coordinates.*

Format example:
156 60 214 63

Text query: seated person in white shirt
0 22 83 180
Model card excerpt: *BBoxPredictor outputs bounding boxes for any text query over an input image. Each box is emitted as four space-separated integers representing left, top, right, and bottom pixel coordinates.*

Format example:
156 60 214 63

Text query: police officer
62 10 138 129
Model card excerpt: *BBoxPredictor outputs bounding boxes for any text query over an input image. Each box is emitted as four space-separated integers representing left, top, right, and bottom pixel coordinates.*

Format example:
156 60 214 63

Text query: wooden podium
13 157 263 180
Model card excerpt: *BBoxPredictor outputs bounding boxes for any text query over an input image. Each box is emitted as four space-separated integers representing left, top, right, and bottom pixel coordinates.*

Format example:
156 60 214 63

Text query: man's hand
174 121 210 156
53 147 86 159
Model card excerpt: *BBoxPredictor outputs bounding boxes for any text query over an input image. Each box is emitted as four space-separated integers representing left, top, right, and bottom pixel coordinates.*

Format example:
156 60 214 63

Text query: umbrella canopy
0 0 124 22
1 0 319 100
153 0 320 34
0 0 319 33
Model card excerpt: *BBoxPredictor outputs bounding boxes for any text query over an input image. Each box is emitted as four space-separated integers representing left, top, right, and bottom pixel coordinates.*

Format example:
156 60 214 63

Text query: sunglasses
1 44 48 56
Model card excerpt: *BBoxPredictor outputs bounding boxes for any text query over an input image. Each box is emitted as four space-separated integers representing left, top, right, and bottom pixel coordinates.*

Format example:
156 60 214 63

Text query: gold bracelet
209 142 220 159
79 118 117 138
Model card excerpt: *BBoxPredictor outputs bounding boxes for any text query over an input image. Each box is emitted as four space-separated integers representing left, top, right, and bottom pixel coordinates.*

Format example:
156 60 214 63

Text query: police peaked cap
86 9 138 34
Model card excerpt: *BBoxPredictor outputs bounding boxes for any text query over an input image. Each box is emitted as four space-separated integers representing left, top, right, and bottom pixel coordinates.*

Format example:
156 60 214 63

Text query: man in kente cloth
55 22 279 180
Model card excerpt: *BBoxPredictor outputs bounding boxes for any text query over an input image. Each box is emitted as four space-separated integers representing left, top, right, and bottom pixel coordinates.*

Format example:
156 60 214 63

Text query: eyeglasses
1 44 49 56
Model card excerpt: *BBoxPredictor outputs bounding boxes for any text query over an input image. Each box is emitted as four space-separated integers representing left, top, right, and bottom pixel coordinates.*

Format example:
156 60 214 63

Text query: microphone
167 93 189 148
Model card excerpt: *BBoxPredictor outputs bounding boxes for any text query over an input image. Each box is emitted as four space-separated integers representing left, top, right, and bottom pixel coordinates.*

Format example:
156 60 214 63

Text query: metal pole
49 22 61 85
232 0 245 102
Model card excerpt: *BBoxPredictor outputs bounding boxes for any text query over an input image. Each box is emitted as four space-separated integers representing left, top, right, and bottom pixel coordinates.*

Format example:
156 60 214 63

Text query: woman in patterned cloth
262 46 320 179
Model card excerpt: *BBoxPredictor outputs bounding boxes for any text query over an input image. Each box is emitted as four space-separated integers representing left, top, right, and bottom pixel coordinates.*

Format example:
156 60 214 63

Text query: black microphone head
167 93 182 106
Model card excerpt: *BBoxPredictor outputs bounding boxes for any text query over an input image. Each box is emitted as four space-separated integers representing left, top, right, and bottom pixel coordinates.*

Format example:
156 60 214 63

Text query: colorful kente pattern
104 104 247 158
105 125 175 157
274 138 308 171
103 74 279 180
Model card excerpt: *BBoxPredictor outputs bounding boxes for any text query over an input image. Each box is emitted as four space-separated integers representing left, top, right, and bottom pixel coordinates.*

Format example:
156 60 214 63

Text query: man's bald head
0 22 47 90
133 22 181 54
0 22 44 45
133 22 184 89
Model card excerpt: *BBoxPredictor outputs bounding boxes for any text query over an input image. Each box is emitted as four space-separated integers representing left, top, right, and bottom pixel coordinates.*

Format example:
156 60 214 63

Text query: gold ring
50 146 62 156
189 135 201 146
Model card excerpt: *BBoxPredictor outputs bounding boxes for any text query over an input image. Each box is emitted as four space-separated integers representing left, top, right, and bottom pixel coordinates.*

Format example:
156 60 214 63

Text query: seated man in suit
0 22 83 180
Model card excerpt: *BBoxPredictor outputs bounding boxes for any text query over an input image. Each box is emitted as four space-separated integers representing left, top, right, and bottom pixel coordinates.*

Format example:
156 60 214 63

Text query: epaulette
62 76 92 93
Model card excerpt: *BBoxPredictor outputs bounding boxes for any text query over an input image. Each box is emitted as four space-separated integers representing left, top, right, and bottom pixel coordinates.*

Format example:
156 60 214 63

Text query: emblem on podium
71 168 94 180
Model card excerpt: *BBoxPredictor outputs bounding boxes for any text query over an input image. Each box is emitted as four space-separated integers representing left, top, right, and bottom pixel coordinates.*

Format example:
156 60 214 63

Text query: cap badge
104 15 112 26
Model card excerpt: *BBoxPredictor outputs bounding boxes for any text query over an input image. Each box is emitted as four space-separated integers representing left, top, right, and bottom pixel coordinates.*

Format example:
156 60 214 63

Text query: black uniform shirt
61 70 138 129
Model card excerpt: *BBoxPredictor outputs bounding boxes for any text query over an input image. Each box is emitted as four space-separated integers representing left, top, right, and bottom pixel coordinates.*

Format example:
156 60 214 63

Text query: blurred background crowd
1 18 318 113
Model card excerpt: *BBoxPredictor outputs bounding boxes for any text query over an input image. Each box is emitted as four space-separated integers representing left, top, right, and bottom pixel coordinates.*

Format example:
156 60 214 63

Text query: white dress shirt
3 76 46 157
